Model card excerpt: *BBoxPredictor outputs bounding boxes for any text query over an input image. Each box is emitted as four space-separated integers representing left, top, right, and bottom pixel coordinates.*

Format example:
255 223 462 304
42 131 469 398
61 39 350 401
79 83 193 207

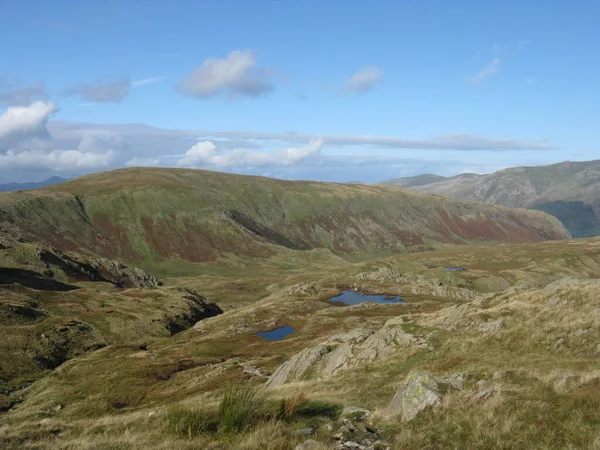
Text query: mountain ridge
380 159 600 238
0 167 569 272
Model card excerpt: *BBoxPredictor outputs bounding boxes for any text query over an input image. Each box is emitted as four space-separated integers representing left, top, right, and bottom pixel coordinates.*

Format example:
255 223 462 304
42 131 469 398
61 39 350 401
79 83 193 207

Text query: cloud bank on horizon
0 0 596 182
0 100 560 182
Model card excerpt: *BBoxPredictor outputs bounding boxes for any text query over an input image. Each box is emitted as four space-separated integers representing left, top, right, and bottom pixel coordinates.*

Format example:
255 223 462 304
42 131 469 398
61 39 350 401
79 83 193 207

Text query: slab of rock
385 370 460 422
267 319 428 387
478 319 504 332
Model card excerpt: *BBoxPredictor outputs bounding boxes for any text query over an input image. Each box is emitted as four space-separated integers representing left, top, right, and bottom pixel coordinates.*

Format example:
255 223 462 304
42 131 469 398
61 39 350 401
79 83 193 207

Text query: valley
0 169 599 449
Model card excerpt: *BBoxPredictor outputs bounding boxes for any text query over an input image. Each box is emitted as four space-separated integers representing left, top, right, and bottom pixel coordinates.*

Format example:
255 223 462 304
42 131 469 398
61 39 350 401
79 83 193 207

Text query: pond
444 267 466 271
255 325 295 340
328 290 405 306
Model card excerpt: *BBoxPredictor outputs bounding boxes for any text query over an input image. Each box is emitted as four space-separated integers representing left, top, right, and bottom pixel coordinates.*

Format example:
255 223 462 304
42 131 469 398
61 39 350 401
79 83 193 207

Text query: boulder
385 370 460 422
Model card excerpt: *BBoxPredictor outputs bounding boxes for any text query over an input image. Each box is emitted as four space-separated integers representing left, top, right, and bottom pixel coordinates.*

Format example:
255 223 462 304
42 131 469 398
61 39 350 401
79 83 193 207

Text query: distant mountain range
0 176 68 192
381 160 600 238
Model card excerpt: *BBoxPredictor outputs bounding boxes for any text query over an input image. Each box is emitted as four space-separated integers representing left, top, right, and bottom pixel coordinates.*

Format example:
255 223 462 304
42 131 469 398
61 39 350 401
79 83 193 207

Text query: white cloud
177 50 273 99
0 101 56 145
125 156 161 167
0 149 114 170
178 139 323 169
344 66 383 94
466 58 501 84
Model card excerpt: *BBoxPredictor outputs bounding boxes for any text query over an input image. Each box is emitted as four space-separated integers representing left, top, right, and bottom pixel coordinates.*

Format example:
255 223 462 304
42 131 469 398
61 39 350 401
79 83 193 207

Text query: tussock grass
218 383 266 434
166 408 219 438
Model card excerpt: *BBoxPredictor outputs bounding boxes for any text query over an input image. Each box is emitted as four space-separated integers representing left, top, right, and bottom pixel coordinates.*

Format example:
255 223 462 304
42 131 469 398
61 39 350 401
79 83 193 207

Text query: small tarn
328 290 405 306
255 325 295 340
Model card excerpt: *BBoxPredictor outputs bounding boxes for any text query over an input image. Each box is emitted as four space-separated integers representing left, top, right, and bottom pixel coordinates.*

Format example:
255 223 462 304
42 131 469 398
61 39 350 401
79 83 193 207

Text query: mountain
381 160 600 238
381 173 450 188
0 176 68 192
3 167 600 450
0 168 568 272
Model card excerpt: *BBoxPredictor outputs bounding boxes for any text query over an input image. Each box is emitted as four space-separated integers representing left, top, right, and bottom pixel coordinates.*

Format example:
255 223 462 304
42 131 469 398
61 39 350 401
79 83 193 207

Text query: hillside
2 230 600 449
0 168 568 273
381 160 600 238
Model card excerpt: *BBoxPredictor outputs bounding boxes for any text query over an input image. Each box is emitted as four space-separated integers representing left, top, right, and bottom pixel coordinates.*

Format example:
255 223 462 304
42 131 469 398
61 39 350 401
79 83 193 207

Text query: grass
2 234 600 448
218 383 266 434
166 408 219 438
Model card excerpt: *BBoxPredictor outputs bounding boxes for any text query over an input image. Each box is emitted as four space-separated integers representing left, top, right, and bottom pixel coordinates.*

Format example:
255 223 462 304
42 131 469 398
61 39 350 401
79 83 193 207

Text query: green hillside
0 168 569 275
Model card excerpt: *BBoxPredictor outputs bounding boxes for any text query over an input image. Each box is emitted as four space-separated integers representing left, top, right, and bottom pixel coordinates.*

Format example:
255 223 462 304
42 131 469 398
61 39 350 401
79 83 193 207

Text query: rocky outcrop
38 249 162 288
385 370 462 421
356 267 481 301
163 288 223 334
32 320 107 370
284 282 320 297
266 318 429 387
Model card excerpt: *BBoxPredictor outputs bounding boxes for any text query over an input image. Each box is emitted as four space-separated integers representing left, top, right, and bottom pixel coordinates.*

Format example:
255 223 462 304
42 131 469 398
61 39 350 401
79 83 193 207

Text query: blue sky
0 0 598 182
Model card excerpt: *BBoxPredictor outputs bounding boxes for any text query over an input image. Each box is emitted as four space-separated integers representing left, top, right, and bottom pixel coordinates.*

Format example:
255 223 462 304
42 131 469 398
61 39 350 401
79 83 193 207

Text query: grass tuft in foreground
166 408 220 439
219 383 266 434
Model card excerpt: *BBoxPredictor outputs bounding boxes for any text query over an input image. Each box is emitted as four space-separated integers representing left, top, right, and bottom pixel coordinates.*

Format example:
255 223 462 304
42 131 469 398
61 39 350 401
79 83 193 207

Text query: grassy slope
0 168 568 277
1 237 600 449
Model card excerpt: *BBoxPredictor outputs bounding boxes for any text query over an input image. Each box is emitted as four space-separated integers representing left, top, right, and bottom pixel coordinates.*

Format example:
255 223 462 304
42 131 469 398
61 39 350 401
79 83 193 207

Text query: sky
0 0 599 183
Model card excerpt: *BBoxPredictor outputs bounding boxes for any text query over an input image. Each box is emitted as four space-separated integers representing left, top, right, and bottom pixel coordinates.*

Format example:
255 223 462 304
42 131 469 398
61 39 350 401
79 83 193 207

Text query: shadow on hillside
0 268 79 291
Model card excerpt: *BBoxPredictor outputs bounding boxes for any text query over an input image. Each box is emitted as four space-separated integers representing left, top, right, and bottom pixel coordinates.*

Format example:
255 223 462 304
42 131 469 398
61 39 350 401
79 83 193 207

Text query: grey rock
241 365 265 377
266 319 428 386
478 319 504 332
343 442 362 449
295 428 315 435
385 370 459 421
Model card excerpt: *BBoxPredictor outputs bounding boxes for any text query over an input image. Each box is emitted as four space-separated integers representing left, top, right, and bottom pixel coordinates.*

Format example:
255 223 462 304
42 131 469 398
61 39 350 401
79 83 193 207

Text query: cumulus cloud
0 102 114 172
177 50 274 99
466 58 501 84
344 66 383 94
0 148 114 171
0 116 557 182
63 79 131 103
0 101 57 146
178 139 323 169
0 82 47 107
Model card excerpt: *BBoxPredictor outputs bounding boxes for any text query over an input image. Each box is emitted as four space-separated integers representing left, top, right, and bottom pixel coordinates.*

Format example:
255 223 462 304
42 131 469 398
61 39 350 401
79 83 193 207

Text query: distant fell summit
380 160 600 238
